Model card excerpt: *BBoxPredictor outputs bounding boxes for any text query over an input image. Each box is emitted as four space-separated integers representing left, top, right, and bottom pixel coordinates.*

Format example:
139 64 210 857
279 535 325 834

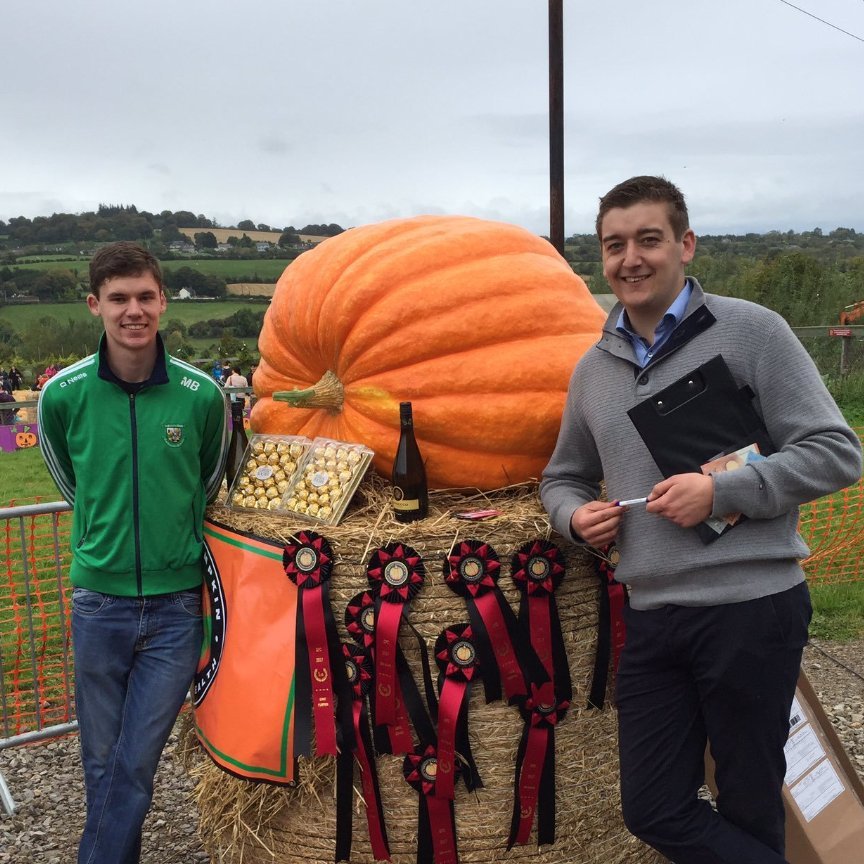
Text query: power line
777 0 864 43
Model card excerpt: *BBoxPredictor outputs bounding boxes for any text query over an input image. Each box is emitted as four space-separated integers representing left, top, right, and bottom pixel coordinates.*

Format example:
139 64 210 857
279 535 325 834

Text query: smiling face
87 272 167 358
600 201 696 337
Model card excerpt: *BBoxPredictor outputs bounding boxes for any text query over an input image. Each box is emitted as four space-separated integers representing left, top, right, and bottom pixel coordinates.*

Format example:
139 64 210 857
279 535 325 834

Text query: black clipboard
627 354 774 543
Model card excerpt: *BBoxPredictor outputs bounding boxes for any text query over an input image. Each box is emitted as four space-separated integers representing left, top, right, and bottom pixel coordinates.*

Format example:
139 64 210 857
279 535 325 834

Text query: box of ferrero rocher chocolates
227 435 373 526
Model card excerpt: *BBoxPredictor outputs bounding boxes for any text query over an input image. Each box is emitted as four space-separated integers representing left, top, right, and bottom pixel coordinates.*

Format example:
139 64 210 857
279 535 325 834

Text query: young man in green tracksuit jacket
38 241 228 864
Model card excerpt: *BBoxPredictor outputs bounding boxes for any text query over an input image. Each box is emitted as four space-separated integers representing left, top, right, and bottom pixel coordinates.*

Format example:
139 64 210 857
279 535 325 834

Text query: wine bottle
391 401 428 522
225 399 248 488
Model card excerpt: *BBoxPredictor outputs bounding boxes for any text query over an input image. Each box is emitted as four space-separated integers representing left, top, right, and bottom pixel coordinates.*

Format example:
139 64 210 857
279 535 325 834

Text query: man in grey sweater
540 176 861 864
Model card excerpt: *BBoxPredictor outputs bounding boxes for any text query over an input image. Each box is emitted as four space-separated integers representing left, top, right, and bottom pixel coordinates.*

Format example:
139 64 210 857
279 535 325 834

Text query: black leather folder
627 354 774 543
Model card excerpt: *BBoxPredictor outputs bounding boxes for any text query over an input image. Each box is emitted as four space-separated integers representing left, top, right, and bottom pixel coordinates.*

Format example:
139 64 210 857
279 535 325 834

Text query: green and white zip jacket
38 335 229 596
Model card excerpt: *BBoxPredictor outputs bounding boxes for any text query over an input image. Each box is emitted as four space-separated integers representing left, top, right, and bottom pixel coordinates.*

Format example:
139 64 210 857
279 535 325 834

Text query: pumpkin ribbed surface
250 215 605 490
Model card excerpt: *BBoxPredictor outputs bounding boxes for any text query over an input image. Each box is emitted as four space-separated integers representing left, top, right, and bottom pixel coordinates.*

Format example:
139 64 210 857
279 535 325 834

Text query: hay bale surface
186 476 663 864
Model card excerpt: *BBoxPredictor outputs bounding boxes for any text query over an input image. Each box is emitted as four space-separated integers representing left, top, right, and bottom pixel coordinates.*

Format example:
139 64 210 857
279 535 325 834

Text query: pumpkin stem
273 370 344 411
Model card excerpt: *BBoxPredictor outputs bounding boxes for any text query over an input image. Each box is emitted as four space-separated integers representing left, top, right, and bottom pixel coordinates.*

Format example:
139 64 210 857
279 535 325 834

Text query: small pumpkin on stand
251 215 605 490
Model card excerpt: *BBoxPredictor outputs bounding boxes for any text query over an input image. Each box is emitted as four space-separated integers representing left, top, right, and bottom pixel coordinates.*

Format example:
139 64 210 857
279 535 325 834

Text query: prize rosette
345 589 437 757
508 684 570 849
510 539 571 705
433 623 483 798
508 539 571 849
403 744 459 864
345 589 377 651
443 539 547 704
336 643 390 863
367 543 425 753
283 530 349 757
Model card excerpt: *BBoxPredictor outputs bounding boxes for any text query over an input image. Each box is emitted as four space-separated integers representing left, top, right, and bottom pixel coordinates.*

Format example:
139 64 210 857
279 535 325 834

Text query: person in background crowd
0 389 17 425
223 365 248 405
9 366 24 391
540 175 862 864
38 241 228 864
0 370 12 394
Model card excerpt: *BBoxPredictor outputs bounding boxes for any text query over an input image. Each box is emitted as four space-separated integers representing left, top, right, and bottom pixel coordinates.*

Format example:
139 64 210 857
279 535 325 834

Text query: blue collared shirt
616 280 692 368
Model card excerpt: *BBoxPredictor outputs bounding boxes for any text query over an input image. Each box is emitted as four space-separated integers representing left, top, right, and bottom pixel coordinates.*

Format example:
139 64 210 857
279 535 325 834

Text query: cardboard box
706 670 864 864
781 670 864 863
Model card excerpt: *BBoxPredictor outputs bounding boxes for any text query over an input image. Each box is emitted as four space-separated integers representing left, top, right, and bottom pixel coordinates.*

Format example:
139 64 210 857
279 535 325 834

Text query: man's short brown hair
596 175 690 241
89 242 164 297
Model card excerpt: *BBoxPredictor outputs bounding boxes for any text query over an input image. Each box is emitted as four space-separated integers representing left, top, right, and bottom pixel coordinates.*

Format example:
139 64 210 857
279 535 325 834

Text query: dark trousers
616 582 811 864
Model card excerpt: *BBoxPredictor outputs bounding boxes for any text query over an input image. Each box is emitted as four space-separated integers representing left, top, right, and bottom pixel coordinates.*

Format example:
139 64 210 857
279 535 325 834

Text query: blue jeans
616 582 811 864
72 588 203 864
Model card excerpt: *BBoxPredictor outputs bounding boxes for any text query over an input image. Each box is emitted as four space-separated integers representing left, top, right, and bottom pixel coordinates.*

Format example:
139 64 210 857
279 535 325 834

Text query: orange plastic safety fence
0 498 74 740
799 428 864 585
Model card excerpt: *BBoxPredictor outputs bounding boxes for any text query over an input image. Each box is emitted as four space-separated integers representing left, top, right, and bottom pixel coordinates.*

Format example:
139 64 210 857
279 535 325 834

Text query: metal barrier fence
0 500 75 815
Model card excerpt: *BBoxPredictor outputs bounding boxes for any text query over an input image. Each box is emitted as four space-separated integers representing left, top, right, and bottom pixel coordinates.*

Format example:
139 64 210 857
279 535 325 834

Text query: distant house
176 288 194 300
255 242 272 253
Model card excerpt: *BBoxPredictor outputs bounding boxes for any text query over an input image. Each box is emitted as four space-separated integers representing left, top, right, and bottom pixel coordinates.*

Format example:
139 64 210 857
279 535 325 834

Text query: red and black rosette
508 683 570 849
284 530 348 757
510 539 571 703
345 590 438 757
587 544 627 710
345 589 377 651
367 543 425 753
443 539 547 704
403 744 459 864
336 643 390 863
507 539 571 848
433 624 483 798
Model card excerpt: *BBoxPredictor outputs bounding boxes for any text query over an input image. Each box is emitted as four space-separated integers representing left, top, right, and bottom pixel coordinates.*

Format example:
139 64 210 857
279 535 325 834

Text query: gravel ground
2 639 862 864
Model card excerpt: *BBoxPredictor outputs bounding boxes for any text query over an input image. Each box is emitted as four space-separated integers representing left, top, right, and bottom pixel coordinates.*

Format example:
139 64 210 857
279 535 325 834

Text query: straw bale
187 475 663 863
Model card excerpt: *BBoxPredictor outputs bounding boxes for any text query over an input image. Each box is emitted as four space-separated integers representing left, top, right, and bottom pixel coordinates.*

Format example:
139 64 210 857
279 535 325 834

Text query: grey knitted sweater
540 280 862 610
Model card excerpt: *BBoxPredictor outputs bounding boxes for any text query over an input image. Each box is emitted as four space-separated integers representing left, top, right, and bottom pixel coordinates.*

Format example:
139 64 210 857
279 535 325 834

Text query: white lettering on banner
181 377 200 391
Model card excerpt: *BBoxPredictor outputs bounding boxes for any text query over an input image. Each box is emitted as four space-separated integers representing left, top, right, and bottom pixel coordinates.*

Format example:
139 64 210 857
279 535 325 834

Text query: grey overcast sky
2 0 863 236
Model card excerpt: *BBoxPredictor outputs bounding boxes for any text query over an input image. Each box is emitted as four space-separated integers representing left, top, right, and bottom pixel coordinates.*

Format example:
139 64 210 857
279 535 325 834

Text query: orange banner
194 520 297 783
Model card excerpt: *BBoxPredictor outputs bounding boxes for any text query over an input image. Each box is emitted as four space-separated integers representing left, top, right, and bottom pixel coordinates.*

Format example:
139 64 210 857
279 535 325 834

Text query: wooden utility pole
549 0 565 256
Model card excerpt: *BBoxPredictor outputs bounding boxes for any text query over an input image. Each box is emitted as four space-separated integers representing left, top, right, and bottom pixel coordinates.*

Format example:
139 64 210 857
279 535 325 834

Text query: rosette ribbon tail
336 643 389 863
507 722 551 849
588 546 626 710
425 796 458 864
302 586 339 755
354 701 391 861
434 676 467 802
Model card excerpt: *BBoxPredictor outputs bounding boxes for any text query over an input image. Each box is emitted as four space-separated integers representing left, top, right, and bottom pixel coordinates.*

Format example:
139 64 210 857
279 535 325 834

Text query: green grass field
0 298 268 331
9 256 289 281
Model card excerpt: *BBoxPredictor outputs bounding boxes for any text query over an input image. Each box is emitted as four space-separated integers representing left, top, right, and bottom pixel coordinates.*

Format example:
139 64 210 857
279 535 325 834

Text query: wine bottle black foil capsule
391 401 428 522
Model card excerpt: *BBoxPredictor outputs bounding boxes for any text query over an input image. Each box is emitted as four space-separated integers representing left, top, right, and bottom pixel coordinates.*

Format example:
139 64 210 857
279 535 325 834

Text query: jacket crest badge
165 425 184 447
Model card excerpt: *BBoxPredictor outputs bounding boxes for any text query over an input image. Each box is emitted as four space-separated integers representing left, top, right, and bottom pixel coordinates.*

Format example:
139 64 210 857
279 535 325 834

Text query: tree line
0 204 344 251
0 307 266 374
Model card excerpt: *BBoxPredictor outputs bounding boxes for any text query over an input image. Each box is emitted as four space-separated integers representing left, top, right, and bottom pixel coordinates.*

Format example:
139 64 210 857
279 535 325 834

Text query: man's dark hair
596 175 690 241
89 242 164 297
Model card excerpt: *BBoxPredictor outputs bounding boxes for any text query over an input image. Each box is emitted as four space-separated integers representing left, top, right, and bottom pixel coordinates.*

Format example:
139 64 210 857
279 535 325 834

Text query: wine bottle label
393 498 421 511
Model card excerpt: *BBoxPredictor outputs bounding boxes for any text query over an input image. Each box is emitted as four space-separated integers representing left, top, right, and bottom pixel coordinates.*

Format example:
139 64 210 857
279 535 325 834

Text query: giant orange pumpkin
251 215 606 490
